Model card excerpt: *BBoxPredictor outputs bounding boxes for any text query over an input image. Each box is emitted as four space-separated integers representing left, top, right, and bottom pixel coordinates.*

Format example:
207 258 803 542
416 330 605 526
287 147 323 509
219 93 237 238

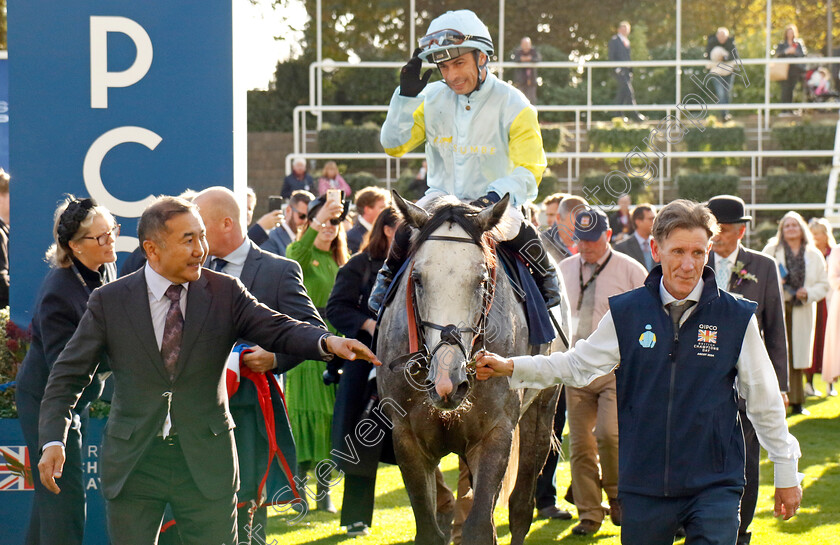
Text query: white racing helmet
417 10 494 64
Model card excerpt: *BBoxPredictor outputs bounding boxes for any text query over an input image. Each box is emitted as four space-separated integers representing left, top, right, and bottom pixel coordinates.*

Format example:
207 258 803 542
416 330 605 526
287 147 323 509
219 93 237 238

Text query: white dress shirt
510 277 802 488
211 238 251 279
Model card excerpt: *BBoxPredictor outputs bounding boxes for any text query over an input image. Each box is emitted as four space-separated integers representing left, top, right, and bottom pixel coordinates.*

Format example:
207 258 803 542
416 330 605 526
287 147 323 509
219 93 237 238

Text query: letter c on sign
83 126 161 218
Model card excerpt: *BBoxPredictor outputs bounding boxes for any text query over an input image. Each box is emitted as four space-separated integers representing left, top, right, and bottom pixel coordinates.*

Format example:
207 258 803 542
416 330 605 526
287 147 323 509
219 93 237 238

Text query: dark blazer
614 235 648 270
237 240 326 372
262 226 294 257
326 252 395 476
710 246 788 391
281 173 314 198
38 268 328 500
345 221 369 255
705 34 736 59
247 223 269 246
608 34 631 76
119 246 147 277
16 264 116 401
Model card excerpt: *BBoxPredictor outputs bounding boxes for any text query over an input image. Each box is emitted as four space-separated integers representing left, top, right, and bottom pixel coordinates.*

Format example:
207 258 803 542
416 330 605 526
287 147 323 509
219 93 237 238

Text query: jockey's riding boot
504 223 563 308
368 222 412 314
368 262 395 315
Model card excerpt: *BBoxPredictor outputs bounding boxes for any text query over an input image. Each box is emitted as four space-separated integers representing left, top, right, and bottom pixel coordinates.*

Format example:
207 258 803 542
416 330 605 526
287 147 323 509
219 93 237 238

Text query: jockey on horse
369 8 562 314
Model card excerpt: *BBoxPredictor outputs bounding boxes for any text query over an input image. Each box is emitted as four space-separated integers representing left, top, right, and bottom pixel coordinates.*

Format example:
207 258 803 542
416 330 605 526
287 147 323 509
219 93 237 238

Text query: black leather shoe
608 498 622 526
790 404 810 416
537 505 573 520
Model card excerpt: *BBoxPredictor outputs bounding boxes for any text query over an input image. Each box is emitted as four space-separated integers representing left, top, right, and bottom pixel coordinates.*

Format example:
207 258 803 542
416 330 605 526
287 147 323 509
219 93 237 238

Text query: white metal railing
306 56 840 132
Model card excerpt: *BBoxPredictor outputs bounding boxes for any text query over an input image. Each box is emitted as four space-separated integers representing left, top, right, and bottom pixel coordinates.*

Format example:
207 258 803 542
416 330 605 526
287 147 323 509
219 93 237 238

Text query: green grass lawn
267 376 840 544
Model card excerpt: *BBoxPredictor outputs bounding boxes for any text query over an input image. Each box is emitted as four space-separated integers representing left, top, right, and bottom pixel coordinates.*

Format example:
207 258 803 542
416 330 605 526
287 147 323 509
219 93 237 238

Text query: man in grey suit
706 195 788 545
37 196 379 545
194 187 325 543
614 204 657 271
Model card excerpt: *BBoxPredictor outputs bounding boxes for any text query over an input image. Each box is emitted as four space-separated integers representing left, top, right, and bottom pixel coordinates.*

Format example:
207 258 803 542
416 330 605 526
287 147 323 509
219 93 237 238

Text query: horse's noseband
405 233 498 377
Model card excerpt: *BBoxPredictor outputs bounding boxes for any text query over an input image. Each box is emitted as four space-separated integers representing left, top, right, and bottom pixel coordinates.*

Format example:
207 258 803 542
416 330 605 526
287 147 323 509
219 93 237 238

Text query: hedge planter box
0 418 108 545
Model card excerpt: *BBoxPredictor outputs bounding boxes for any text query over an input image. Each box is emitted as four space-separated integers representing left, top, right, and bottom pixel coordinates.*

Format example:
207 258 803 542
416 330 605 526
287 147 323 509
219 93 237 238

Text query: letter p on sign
90 16 153 109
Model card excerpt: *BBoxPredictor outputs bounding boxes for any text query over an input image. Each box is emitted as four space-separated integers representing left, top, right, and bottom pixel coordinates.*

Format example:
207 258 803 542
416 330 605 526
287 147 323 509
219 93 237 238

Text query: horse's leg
508 386 561 545
392 426 448 545
459 425 516 545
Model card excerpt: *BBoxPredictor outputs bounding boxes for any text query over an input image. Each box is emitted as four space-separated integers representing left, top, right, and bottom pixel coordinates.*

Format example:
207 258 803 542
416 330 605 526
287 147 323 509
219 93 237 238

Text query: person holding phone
284 192 350 513
763 212 829 415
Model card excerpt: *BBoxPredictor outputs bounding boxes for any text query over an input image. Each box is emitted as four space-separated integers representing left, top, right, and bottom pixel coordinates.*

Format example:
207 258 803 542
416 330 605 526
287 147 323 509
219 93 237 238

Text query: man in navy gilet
475 200 802 544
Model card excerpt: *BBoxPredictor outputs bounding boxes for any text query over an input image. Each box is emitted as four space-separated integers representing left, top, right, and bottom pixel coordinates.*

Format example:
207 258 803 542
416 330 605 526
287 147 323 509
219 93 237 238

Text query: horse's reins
405 233 498 374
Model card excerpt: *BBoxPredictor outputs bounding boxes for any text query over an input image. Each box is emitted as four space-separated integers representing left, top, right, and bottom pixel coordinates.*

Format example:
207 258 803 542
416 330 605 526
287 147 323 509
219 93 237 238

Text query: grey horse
376 193 569 545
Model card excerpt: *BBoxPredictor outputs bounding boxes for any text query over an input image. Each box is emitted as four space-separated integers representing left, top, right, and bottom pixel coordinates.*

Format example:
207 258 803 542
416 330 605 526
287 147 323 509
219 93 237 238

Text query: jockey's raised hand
400 48 433 97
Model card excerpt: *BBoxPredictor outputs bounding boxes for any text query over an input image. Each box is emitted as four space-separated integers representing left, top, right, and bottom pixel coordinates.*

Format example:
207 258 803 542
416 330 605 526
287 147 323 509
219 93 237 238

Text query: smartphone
268 195 285 211
778 263 788 279
326 189 342 205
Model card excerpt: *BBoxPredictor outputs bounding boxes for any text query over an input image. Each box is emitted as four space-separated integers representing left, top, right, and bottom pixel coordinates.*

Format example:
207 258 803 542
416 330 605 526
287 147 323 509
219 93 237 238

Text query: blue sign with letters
8 2 245 324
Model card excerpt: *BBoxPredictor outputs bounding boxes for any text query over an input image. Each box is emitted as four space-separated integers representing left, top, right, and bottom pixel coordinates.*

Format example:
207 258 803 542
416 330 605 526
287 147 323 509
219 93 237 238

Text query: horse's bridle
405 233 498 371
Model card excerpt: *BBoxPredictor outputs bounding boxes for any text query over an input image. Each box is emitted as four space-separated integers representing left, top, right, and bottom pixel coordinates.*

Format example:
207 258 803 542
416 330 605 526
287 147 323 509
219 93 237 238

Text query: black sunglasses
296 212 308 220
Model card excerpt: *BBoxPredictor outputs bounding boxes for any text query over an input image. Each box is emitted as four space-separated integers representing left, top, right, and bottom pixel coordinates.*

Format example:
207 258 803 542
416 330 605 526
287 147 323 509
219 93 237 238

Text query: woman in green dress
285 192 350 513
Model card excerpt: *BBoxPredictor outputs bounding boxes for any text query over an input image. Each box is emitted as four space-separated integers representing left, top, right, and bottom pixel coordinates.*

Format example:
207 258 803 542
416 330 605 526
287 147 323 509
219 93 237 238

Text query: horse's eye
411 273 422 288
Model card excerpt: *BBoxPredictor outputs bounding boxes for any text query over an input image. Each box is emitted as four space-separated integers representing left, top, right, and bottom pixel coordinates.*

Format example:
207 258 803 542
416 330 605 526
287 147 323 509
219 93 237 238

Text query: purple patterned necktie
161 284 184 379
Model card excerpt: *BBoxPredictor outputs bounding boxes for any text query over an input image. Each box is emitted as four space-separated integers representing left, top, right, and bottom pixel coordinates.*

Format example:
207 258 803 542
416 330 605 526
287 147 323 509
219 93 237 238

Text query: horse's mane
410 197 498 268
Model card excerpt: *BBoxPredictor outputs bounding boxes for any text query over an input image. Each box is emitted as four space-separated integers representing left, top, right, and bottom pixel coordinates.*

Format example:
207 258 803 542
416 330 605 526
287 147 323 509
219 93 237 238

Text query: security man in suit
37 196 379 545
608 21 645 121
614 204 657 271
193 187 326 543
706 195 789 545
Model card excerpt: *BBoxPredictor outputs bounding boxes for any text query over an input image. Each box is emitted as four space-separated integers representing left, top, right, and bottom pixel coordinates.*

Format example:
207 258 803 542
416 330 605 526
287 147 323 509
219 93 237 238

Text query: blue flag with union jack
0 445 34 491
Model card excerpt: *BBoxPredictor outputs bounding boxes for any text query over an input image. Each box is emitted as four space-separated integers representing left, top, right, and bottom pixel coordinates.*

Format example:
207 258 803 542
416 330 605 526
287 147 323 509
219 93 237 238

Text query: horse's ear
475 193 510 232
392 190 429 230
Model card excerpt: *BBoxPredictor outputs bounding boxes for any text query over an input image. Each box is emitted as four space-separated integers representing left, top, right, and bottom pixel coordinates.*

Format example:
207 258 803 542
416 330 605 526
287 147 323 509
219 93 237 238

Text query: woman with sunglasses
284 193 350 513
374 9 560 313
16 196 118 545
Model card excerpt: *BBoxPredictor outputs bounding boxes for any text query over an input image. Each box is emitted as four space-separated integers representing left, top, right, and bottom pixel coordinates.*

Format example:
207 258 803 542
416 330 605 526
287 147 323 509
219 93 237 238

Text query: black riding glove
470 192 502 208
400 48 433 97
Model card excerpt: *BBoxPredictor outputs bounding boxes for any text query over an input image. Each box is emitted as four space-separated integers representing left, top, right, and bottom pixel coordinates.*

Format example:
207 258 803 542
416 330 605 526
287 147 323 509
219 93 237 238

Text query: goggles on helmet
419 29 493 52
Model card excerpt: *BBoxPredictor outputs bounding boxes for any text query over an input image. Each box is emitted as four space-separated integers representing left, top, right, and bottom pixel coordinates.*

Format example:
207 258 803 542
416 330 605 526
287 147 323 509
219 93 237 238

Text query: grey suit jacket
614 235 650 271
238 240 326 372
38 268 327 500
710 246 788 391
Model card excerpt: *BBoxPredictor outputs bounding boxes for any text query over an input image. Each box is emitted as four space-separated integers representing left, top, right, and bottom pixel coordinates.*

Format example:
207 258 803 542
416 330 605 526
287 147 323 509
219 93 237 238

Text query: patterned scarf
782 239 806 293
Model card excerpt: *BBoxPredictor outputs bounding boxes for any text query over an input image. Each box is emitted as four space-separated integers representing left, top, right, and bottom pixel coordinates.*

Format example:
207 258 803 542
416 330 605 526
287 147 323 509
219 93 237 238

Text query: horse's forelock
411 199 494 256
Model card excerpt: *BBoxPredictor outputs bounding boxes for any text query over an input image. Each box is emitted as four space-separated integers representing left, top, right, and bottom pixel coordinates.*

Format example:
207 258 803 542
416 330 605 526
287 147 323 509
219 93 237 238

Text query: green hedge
675 173 741 202
771 123 834 169
317 125 383 169
587 126 651 153
582 173 656 204
343 171 382 195
765 172 829 204
683 126 746 167
541 127 564 153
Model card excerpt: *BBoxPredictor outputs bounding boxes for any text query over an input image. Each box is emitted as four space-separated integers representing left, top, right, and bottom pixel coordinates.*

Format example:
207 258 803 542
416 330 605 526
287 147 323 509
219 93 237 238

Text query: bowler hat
574 207 610 241
706 195 751 223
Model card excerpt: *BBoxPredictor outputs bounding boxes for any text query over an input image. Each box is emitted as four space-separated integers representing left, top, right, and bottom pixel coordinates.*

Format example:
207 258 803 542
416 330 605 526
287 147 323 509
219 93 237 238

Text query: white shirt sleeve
737 315 802 488
510 310 621 389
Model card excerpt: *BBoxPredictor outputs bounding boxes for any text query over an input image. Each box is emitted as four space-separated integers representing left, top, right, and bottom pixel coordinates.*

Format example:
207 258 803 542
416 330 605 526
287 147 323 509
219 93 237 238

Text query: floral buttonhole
312 260 319 267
